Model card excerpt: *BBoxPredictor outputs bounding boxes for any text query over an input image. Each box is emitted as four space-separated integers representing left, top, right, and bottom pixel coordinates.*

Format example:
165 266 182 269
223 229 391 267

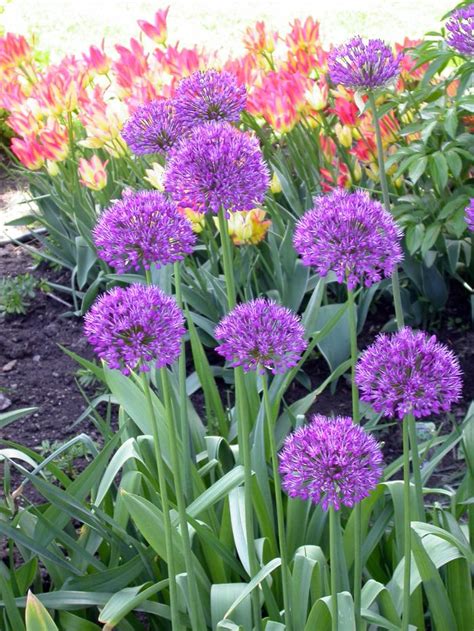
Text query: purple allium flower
173 69 247 130
279 415 383 511
164 121 269 214
215 298 307 374
445 6 474 57
465 198 474 231
328 36 400 90
121 100 182 155
356 327 462 420
293 188 403 290
93 190 196 273
84 284 185 375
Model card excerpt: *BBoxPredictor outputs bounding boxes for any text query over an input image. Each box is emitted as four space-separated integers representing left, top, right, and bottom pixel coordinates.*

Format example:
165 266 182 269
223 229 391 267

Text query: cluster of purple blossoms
84 284 185 375
93 190 196 273
121 100 182 155
328 36 400 90
465 198 474 232
279 415 383 511
164 121 269 214
445 6 474 57
356 327 462 420
293 188 403 290
215 298 307 374
173 69 247 130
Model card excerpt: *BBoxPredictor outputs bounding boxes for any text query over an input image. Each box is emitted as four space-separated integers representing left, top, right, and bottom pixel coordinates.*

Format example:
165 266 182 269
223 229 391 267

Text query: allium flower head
293 188 403 289
215 298 307 374
121 100 181 155
279 415 383 511
465 198 474 231
84 284 184 374
356 327 462 420
93 190 196 273
445 6 474 57
164 121 269 214
328 36 400 90
173 69 247 130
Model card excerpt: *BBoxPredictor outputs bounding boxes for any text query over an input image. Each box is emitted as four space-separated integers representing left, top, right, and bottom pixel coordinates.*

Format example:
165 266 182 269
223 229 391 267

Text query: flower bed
0 4 473 631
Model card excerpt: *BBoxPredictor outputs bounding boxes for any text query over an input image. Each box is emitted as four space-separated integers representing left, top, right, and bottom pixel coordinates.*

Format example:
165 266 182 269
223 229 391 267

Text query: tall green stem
407 414 425 521
368 91 405 330
402 417 412 631
262 371 292 630
218 207 237 309
218 207 261 628
174 262 193 501
161 368 206 631
347 289 360 426
141 374 182 631
348 289 362 630
329 506 339 631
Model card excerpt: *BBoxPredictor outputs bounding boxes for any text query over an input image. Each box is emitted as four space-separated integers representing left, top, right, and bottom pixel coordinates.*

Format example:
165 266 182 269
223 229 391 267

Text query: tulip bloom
78 155 108 191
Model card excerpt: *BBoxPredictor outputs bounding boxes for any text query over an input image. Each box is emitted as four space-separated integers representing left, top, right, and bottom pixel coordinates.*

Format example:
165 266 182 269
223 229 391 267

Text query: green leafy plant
0 273 39 316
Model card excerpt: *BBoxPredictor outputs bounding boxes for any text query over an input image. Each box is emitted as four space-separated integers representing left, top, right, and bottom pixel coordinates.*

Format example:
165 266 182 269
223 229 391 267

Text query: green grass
3 0 454 60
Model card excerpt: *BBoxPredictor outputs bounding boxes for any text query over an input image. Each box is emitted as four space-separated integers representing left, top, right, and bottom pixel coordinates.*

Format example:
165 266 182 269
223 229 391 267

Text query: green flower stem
218 207 261 629
261 370 292 630
145 268 153 285
347 289 360 425
161 367 206 631
174 261 193 502
218 207 237 309
347 288 362 630
407 414 425 521
329 506 339 631
402 415 412 631
141 373 182 631
367 91 405 330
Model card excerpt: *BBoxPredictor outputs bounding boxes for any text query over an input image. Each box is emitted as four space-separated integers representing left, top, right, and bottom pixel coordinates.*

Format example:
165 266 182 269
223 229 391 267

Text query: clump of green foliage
0 273 50 316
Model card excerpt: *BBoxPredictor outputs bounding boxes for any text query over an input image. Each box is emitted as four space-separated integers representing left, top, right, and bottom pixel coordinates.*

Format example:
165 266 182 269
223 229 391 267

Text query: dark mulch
0 244 96 451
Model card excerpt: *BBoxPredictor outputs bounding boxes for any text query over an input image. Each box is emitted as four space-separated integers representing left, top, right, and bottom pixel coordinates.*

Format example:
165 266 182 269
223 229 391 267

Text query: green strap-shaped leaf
25 592 59 631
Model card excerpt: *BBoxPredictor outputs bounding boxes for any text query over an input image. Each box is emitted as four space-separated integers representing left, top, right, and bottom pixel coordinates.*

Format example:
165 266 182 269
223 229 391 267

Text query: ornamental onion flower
293 188 403 289
84 284 185 374
164 121 269 214
215 298 307 374
356 327 462 420
279 415 383 511
328 36 400 90
93 190 196 273
445 6 474 57
121 99 181 155
173 69 247 130
465 198 474 231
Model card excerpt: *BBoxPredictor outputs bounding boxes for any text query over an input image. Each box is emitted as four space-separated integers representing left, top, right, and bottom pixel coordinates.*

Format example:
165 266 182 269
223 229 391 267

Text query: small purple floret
279 415 383 511
328 36 400 90
121 99 182 155
93 190 196 273
465 198 474 231
84 284 184 374
164 121 269 214
173 69 247 130
445 6 474 57
356 327 462 420
215 298 307 374
293 188 403 290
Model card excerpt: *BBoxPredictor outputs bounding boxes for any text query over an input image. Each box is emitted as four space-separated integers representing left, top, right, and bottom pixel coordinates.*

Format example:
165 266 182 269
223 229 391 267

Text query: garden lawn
3 0 455 60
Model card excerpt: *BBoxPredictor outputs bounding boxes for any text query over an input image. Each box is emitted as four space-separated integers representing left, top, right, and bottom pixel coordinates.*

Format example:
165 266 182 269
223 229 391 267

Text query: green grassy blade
446 558 473 631
25 592 59 631
0 572 26 631
410 530 457 630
